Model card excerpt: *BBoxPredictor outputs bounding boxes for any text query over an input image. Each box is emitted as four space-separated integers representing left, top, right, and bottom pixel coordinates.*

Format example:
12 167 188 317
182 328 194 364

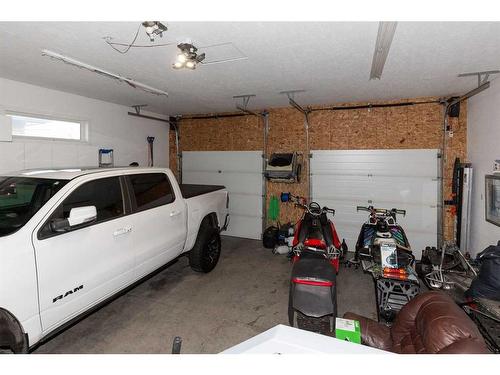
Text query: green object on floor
268 195 280 222
335 317 361 344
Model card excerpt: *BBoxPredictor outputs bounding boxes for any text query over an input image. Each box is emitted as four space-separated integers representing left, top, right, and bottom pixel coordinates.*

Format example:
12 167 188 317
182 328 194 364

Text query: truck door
126 172 187 278
32 176 135 332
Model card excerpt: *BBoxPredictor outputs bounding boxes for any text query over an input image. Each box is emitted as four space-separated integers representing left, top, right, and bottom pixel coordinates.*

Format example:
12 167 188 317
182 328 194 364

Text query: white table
221 324 390 354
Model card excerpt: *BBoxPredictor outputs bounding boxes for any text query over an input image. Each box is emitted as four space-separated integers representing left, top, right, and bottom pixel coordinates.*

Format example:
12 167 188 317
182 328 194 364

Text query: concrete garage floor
34 237 377 354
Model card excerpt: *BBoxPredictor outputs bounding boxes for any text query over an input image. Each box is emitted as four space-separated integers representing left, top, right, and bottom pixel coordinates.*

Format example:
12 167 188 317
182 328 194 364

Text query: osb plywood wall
169 98 467 242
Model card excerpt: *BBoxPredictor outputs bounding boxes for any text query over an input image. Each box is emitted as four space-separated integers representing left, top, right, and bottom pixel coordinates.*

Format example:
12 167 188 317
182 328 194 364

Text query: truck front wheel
0 308 28 354
189 221 221 273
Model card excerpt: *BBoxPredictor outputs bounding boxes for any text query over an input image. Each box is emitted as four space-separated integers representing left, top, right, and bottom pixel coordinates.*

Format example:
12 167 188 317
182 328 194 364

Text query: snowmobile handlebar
357 205 406 217
394 209 406 217
323 207 336 215
356 205 371 212
281 192 335 216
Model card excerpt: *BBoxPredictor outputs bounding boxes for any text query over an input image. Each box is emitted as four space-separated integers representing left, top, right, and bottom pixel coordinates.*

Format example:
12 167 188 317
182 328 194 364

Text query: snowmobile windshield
0 176 68 237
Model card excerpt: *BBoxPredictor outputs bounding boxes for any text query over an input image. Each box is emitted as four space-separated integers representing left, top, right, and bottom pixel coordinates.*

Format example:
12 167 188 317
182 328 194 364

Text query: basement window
8 113 86 141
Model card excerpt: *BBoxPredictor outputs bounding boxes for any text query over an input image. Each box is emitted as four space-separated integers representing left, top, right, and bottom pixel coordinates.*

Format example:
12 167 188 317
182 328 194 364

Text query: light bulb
177 53 187 63
185 61 195 69
145 26 154 35
173 61 183 69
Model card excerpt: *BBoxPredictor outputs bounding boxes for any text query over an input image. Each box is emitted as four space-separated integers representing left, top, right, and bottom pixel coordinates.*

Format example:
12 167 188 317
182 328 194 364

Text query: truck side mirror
50 206 97 233
68 206 97 227
50 218 70 232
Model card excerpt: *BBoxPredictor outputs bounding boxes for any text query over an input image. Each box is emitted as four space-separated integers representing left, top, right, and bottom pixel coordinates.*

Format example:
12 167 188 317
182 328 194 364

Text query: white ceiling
1 22 500 115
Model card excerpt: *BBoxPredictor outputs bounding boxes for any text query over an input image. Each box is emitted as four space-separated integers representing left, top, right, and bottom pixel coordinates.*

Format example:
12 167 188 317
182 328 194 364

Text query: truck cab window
40 177 124 238
129 173 174 212
0 177 68 237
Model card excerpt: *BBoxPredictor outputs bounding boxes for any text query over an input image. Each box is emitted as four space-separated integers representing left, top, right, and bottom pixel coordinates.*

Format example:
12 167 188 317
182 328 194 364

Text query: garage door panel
183 151 263 240
311 149 439 257
313 166 435 177
311 149 437 168
224 215 262 239
312 150 438 177
226 194 262 218
183 171 261 195
313 180 437 207
184 151 262 172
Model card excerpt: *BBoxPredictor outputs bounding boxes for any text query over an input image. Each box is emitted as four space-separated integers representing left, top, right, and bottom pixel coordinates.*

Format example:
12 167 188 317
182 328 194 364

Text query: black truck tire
189 220 221 273
0 308 28 354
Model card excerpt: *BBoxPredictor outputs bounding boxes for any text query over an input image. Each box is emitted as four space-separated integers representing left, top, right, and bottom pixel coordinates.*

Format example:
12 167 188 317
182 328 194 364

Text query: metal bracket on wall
280 90 312 201
233 94 258 116
280 90 310 116
132 104 148 114
128 104 172 124
447 70 500 111
458 70 500 88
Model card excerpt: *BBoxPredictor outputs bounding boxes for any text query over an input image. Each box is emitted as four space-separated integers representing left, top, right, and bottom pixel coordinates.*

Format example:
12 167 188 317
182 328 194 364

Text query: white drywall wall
467 77 500 256
0 77 169 173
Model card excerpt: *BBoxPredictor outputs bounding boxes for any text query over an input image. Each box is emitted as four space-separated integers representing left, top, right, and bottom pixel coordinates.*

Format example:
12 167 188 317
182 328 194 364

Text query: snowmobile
281 192 347 334
349 205 419 322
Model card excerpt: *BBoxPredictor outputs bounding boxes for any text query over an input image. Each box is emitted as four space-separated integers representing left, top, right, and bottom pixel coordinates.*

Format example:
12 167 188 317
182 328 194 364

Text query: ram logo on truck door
52 285 84 303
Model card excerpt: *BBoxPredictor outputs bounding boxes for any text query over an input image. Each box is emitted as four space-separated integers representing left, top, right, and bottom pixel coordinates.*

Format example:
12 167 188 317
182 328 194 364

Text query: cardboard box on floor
335 317 361 344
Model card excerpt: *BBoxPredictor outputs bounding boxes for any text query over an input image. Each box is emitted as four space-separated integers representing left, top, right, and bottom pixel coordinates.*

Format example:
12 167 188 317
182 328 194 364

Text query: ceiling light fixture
41 49 169 97
141 21 168 42
177 53 187 63
370 22 397 80
172 42 206 70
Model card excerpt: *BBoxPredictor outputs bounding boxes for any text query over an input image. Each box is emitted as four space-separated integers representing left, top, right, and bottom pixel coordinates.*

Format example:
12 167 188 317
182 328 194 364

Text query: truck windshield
0 176 68 237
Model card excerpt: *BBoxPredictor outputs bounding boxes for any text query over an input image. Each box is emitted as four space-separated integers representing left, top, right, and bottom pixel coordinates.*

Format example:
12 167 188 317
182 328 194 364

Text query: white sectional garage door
310 149 439 255
182 151 263 240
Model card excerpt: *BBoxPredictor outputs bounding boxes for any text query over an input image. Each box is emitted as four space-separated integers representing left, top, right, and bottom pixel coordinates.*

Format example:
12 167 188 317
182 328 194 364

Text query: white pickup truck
0 167 229 353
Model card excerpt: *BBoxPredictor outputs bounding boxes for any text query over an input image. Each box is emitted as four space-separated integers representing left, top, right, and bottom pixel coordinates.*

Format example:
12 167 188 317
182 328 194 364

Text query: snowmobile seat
293 253 336 283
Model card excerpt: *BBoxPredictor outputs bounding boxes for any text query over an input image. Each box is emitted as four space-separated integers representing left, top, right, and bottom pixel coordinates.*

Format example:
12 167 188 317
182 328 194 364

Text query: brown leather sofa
344 291 489 353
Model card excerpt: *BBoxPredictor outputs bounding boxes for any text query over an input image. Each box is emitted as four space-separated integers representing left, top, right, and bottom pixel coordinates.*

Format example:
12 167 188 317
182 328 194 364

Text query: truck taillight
226 193 229 208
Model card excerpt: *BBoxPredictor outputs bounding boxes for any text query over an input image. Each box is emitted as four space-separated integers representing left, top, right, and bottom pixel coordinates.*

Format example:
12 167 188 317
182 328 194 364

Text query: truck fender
205 212 219 230
196 213 219 234
0 308 28 353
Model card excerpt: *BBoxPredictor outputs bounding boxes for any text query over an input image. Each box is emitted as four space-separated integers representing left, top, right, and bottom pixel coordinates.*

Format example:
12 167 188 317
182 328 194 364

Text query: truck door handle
170 211 181 217
114 226 132 237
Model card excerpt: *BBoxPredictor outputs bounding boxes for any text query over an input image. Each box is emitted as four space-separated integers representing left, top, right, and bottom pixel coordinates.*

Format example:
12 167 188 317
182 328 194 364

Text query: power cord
104 23 142 54
106 41 175 49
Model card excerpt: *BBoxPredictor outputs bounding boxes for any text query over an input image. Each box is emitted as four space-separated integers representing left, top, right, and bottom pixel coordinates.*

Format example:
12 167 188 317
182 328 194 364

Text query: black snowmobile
349 205 420 322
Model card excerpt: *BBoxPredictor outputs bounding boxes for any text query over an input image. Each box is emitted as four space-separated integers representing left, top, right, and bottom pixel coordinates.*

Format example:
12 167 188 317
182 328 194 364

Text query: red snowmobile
281 193 347 334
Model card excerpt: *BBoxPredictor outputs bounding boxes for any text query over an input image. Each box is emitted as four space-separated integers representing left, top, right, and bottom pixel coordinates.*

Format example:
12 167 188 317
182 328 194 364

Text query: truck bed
180 184 226 199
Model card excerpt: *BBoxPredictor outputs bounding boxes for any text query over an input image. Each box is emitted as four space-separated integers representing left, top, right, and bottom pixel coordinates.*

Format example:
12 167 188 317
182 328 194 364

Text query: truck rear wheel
189 221 221 273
